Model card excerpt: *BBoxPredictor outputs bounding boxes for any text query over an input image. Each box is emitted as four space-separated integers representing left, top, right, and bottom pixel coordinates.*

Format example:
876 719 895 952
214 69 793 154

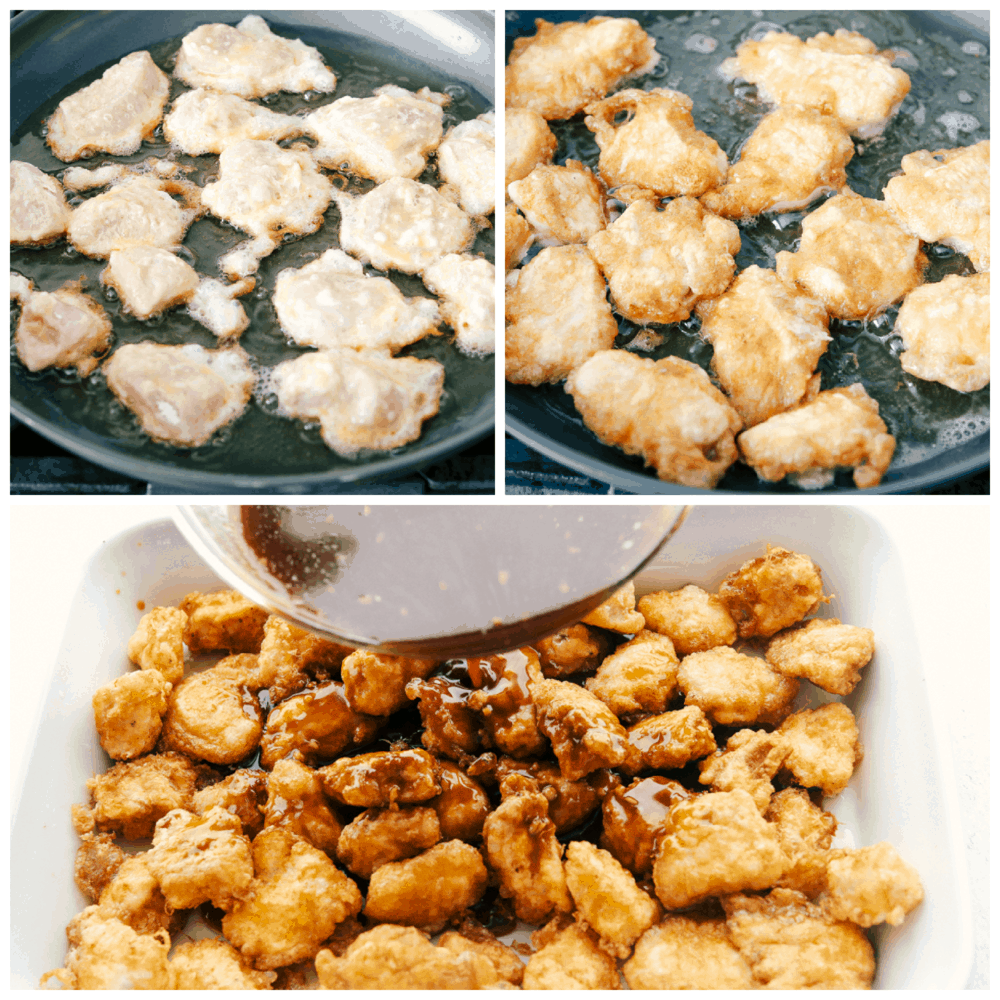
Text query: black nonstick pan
11 10 495 492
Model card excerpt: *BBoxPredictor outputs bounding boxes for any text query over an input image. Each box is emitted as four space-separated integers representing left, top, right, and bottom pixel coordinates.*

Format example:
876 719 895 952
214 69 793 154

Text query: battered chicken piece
722 888 875 989
186 276 253 340
364 840 489 930
585 88 728 198
721 29 910 138
126 606 186 684
11 277 112 377
505 107 557 188
272 248 441 354
622 705 717 775
255 615 352 704
74 834 125 903
701 105 855 217
883 141 989 271
341 649 438 716
766 617 875 695
93 668 172 761
504 203 534 271
696 265 831 427
565 351 743 489
100 246 200 321
438 924 525 986
320 748 441 808
894 272 990 392
180 590 269 654
624 917 755 990
699 728 791 813
426 761 491 842
587 196 741 324
507 160 607 245
824 842 924 927
46 50 170 161
193 768 268 838
336 806 440 879
738 383 897 489
466 648 548 759
522 919 620 990
174 15 336 98
535 624 613 678
164 87 304 155
506 16 659 120
585 629 679 719
146 806 254 910
95 854 174 937
170 939 275 990
504 245 618 385
677 647 799 726
271 349 445 457
222 828 362 970
405 676 485 762
438 112 496 217
10 160 71 245
564 841 660 957
582 581 645 634
421 254 496 356
637 585 737 655
776 190 926 320
766 787 837 898
264 758 343 855
778 702 863 796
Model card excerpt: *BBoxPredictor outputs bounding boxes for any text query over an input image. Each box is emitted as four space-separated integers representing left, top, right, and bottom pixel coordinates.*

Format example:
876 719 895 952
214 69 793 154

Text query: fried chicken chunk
535 624 614 678
184 276 252 341
565 351 743 489
336 806 440 879
585 88 728 198
766 617 875 695
74 834 125 903
255 615 351 704
101 246 200 321
93 669 172 761
623 705 717 775
426 761 491 842
171 939 275 990
824 842 924 927
523 919 620 989
581 581 645 634
179 590 267 653
637 585 737 655
506 17 659 120
504 244 618 385
466 648 548 758
438 923 525 986
95 854 174 937
193 768 268 838
504 203 534 271
699 728 791 812
406 676 485 762
264 758 343 855
505 107 557 188
776 190 926 320
127 606 186 684
778 702 863 796
320 748 441 808
438 112 496 218
421 254 495 357
585 629 679 719
738 383 897 490
588 196 740 324
507 160 607 245
341 650 439 716
767 787 837 898
894 272 990 392
10 160 70 245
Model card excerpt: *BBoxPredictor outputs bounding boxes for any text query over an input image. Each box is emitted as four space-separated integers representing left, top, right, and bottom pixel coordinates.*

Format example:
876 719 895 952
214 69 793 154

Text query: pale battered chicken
305 85 447 182
505 107 557 188
506 16 659 120
587 197 740 324
894 272 990 392
92 669 172 761
507 160 607 245
186 276 254 340
738 383 897 489
437 112 496 218
263 758 343 855
126 606 186 684
721 29 910 138
255 615 352 704
272 249 441 353
522 919 620 989
580 580 645 634
534 624 613 678
93 854 174 937
701 105 855 217
194 769 268 838
103 342 254 448
174 15 336 98
504 245 617 385
564 351 743 489
10 160 71 246
622 706 717 774
336 806 440 879
637 585 737 656
505 203 534 271
341 649 438 716
100 246 200 321
180 590 268 654
766 787 838 898
696 265 831 427
73 834 125 903
584 88 728 198
270 349 445 457
766 617 875 695
421 254 496 356
883 141 989 271
698 728 791 813
438 924 525 986
775 189 926 320
777 702 863 797
823 841 924 927
584 630 679 719
170 939 275 990
46 51 170 161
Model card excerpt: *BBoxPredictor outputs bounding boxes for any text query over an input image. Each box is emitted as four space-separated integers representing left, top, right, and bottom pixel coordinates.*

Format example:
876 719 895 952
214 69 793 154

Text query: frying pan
505 10 989 494
10 11 495 492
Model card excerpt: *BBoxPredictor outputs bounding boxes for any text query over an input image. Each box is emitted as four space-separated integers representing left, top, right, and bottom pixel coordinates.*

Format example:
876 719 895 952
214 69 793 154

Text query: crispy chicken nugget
171 938 275 990
505 107 557 188
319 748 441 807
766 787 837 899
507 160 607 245
698 728 791 812
587 196 740 324
566 351 743 489
466 648 549 759
179 589 269 653
778 702 863 796
439 923 525 985
263 758 343 855
506 17 659 120
582 580 646 634
126 606 186 684
823 841 924 927
341 649 438 716
766 617 875 695
336 806 440 879
535 623 614 678
406 676 485 762
255 615 352 704
74 833 125 903
585 629 678 719
96 854 174 937
10 160 71 246
623 705 718 775
93 669 171 761
504 203 534 271
504 244 618 385
193 768 268 838
523 919 620 989
426 760 491 841
638 584 737 655
776 189 926 320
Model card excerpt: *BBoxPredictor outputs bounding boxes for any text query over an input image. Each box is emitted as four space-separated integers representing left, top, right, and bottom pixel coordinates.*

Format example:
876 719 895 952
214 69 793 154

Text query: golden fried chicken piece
507 160 607 245
776 190 926 320
883 141 989 271
466 648 549 758
481 788 573 923
223 828 362 970
699 728 791 812
506 16 659 120
894 272 990 392
582 580 645 634
778 702 863 796
766 787 837 898
523 918 620 989
10 161 70 245
505 107 557 188
622 705 717 775
127 606 186 683
739 384 897 489
93 669 171 761
439 923 525 986
624 916 754 989
255 615 351 704
341 650 438 716
264 758 343 854
364 840 489 930
336 806 440 879
438 112 496 218
319 748 441 808
766 617 875 695
180 591 268 654
585 88 728 198
171 938 275 990
564 841 660 957
824 841 924 927
718 545 825 639
193 768 268 838
74 833 125 903
422 254 496 357
535 623 614 678
565 351 743 488
588 196 740 324
95 854 174 937
406 676 485 762
723 888 875 989
721 29 910 138
585 629 678 718
701 105 854 217
100 246 199 321
504 203 534 271
504 244 618 385
696 265 831 427
426 761 491 841
653 790 788 909
638 585 737 655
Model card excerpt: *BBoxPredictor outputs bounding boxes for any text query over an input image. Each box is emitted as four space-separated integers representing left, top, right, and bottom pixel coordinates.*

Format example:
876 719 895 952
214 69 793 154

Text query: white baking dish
10 508 972 988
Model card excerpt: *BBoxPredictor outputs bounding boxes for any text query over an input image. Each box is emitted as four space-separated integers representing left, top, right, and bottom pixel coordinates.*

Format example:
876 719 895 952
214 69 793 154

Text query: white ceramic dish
10 509 972 988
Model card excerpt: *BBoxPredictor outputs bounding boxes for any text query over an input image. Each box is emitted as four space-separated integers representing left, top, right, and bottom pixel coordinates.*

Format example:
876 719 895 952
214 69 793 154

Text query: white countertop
8 502 988 988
